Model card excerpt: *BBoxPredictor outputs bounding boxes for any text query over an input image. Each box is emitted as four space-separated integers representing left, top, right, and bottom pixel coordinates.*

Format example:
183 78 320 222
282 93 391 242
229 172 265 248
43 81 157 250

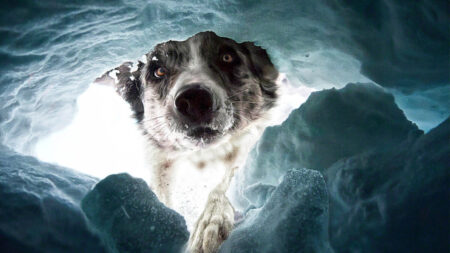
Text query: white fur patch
108 70 120 83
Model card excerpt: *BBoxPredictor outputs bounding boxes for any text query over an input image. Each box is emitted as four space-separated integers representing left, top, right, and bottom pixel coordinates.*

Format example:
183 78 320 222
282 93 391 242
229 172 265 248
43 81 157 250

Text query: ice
81 173 189 253
220 168 333 253
0 144 105 252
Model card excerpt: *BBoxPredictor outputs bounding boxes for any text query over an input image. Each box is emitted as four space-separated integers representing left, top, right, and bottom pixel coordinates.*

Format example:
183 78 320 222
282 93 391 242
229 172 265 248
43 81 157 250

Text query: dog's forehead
151 40 189 63
152 32 240 59
188 31 238 47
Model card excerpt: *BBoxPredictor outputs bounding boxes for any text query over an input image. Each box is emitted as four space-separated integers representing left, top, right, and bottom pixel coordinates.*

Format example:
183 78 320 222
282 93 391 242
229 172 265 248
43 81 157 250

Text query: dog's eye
222 53 233 63
154 67 167 78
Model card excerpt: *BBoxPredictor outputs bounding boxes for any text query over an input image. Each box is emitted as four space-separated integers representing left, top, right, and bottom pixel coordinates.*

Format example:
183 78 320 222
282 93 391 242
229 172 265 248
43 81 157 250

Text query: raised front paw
188 189 235 253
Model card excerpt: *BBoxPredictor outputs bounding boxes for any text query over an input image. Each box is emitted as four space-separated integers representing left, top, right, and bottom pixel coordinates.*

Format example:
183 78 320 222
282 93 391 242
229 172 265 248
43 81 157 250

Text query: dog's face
140 31 278 150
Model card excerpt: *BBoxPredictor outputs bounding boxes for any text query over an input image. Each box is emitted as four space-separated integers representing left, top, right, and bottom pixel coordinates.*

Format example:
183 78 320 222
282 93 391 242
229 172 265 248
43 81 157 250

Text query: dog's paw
188 189 234 253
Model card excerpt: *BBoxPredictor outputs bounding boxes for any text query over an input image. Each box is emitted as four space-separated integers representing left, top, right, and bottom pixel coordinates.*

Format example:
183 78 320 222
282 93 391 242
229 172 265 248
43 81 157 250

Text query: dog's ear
241 42 278 98
94 60 145 121
242 42 278 82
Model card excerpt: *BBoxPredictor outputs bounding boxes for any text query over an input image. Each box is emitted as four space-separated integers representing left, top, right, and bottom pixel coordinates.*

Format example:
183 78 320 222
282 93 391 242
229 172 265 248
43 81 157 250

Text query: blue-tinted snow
231 83 422 210
82 173 189 253
0 0 449 154
0 1 449 252
325 116 450 252
230 83 449 252
0 84 448 252
220 168 333 253
0 144 105 252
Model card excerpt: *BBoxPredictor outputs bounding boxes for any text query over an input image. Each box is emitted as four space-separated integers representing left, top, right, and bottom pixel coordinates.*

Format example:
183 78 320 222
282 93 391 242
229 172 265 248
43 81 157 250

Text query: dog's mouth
186 126 221 145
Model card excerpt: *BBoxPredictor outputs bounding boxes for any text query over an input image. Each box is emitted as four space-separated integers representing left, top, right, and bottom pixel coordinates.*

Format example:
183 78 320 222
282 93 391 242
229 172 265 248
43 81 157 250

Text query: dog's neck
143 115 268 230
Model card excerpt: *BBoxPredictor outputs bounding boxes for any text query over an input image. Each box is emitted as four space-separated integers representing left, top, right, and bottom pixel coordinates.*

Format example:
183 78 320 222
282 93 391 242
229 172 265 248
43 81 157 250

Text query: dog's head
136 31 278 150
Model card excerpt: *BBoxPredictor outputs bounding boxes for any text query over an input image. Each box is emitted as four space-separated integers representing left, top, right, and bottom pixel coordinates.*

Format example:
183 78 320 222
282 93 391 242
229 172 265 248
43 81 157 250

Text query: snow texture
0 83 448 252
0 145 105 252
81 173 189 253
230 83 449 252
326 117 450 253
220 168 333 253
232 82 422 209
0 0 448 252
242 183 276 210
0 0 448 154
331 0 450 90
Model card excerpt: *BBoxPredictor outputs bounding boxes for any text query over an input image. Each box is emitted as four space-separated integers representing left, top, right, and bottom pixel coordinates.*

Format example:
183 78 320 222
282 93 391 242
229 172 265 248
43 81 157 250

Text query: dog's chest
167 125 263 231
170 146 229 230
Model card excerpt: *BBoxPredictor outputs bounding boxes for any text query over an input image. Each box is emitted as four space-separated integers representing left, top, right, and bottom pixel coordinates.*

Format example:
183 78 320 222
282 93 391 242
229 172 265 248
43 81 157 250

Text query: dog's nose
175 85 214 123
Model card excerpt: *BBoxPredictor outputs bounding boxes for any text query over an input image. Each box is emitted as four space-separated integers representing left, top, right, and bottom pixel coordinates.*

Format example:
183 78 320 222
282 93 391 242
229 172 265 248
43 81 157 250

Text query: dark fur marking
224 147 239 163
107 62 145 121
197 161 206 169
241 42 278 100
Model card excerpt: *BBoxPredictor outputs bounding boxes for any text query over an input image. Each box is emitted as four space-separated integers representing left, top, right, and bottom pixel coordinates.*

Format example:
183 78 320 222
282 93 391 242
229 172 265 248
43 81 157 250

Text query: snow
141 55 148 64
228 83 449 252
0 84 448 252
0 0 448 156
325 117 450 252
220 168 333 253
0 145 105 252
230 82 422 210
81 173 189 253
0 0 449 252
35 84 149 180
108 70 120 83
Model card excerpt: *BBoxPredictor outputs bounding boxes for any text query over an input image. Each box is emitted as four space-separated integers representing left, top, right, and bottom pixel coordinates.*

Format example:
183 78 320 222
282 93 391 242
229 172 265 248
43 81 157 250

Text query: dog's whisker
226 88 252 100
230 101 261 105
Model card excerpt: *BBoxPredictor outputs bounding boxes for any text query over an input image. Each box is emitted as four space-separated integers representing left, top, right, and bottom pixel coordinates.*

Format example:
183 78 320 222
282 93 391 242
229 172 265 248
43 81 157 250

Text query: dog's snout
175 85 215 123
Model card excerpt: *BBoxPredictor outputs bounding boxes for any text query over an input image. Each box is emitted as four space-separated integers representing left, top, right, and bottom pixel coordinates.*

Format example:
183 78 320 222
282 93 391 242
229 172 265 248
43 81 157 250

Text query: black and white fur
95 31 279 253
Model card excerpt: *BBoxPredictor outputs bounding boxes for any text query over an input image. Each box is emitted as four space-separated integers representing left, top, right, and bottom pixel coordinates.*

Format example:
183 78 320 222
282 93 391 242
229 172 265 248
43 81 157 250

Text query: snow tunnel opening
26 48 375 183
34 83 150 180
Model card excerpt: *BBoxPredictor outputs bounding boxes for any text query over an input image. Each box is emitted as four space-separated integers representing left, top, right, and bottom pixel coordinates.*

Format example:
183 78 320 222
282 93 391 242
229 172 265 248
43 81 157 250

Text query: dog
95 31 279 253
